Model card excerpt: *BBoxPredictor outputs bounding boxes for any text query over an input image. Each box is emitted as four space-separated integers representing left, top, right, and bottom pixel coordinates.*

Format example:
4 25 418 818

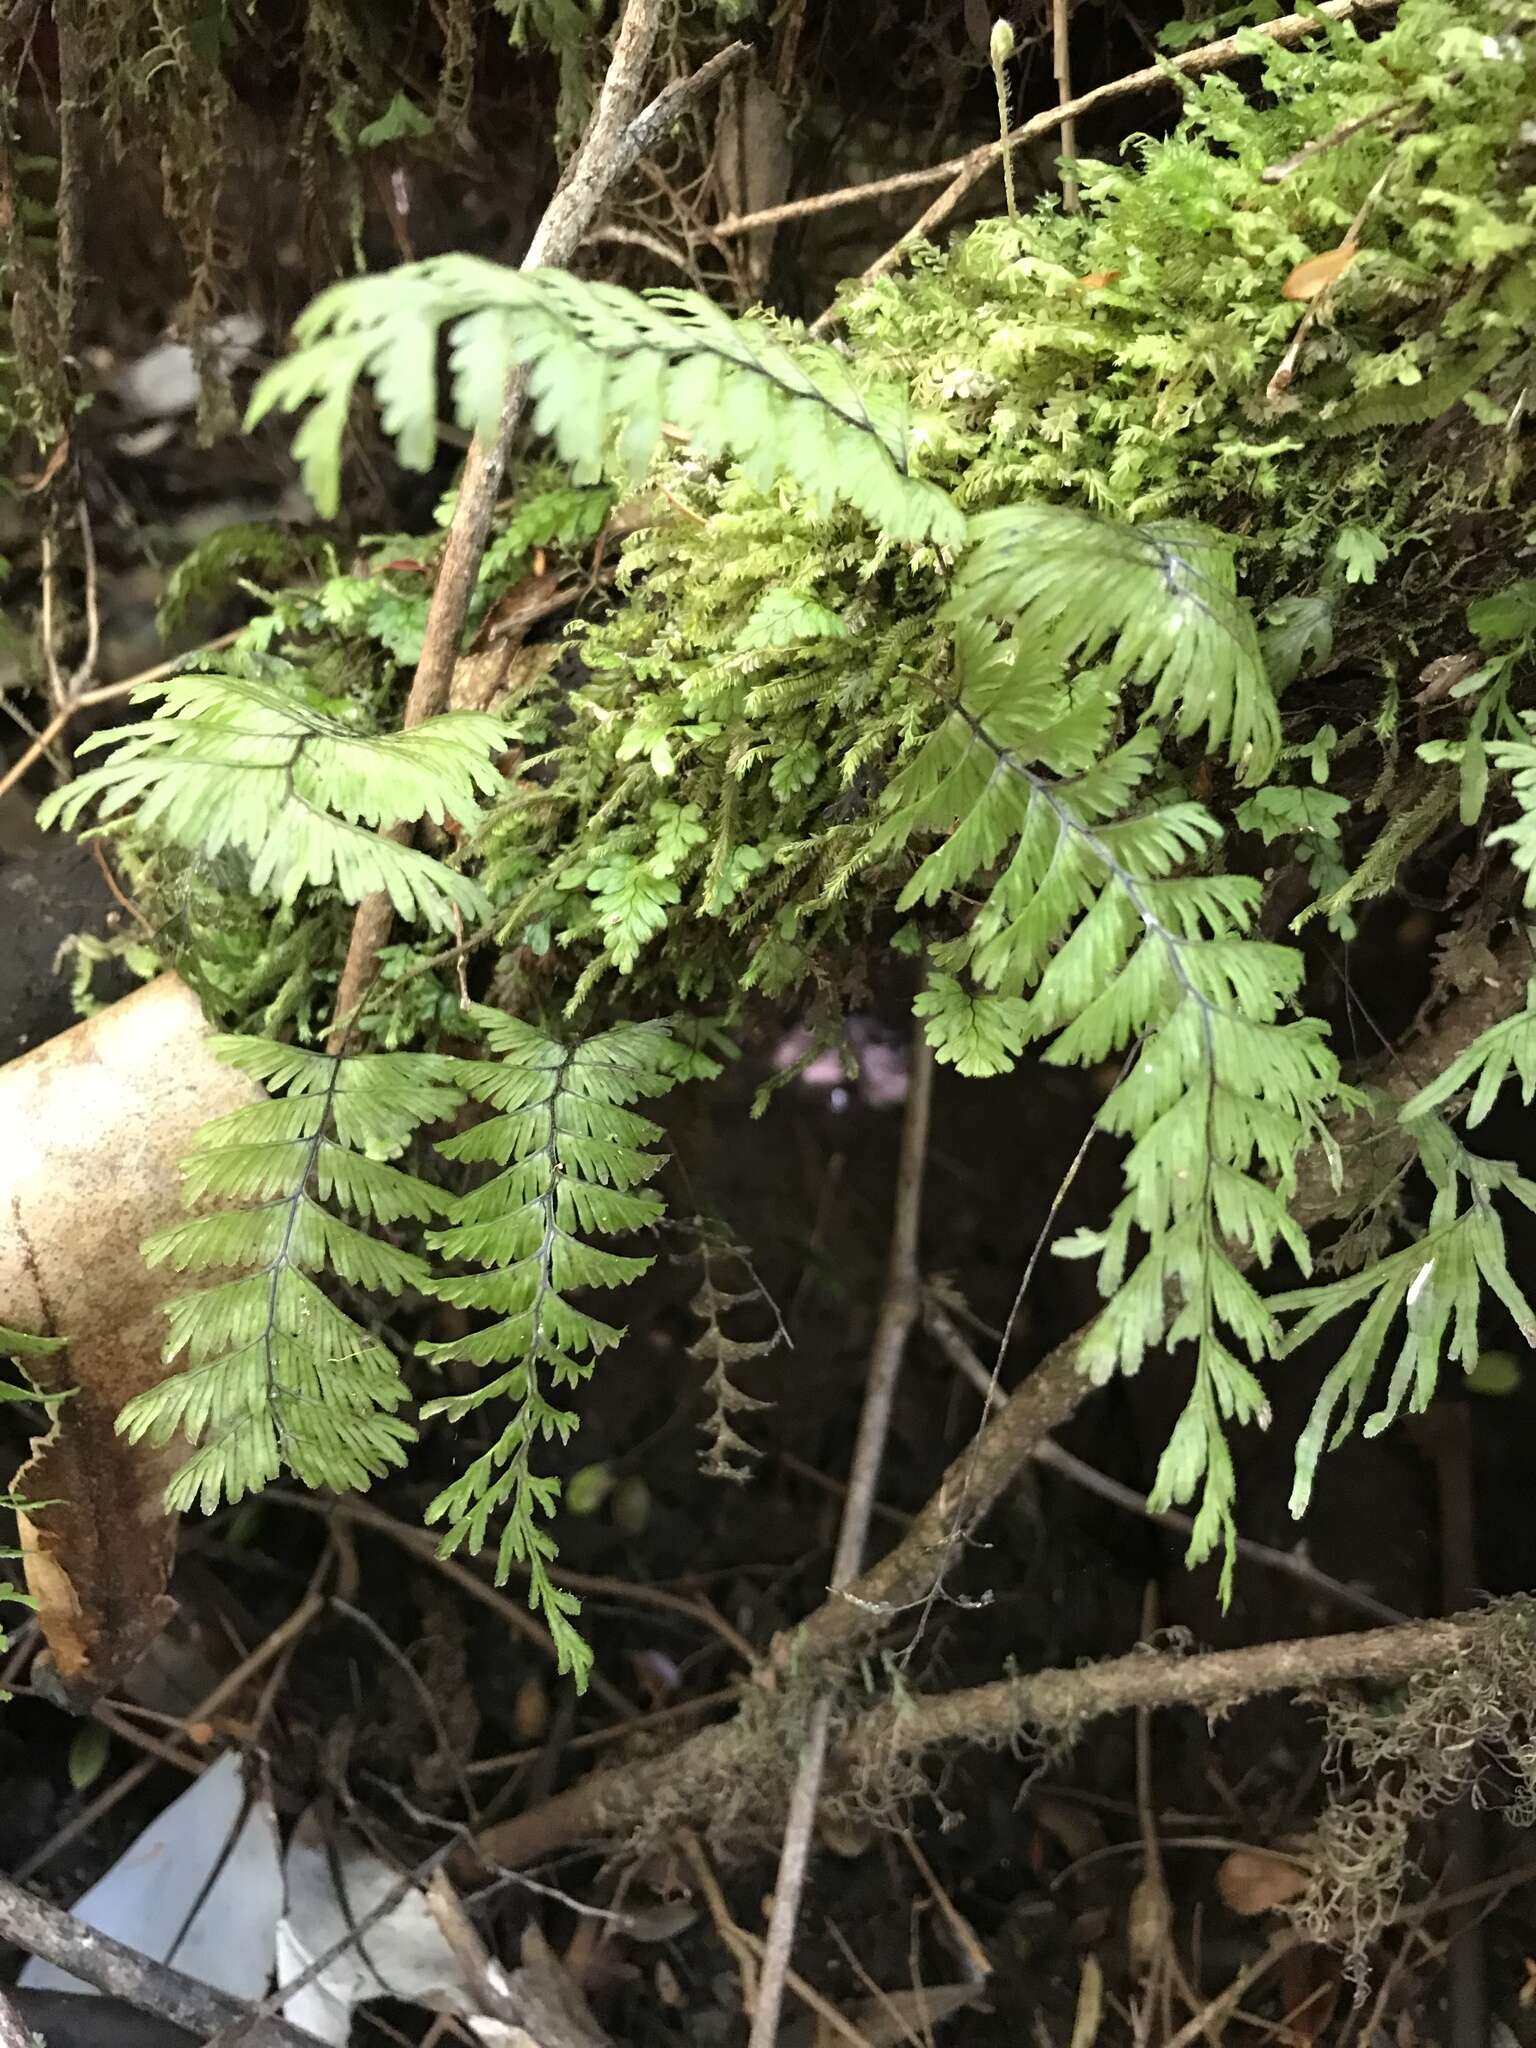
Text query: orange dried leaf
1216 1848 1309 1916
1281 246 1357 302
1079 270 1120 289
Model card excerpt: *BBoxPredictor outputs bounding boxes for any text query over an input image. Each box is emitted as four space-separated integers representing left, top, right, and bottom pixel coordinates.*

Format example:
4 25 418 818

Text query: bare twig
925 1293 1408 1628
324 21 749 1050
15 1583 328 1880
466 949 1532 1870
1053 0 1079 214
1263 95 1411 180
0 1872 323 2048
747 1030 934 2048
803 0 1399 322
784 935 1529 1674
711 0 1395 246
1265 152 1398 400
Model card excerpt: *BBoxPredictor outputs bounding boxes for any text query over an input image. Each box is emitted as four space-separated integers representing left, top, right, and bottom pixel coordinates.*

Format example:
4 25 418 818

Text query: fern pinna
117 1041 465 1511
37 665 506 931
879 508 1346 1575
420 1012 678 1687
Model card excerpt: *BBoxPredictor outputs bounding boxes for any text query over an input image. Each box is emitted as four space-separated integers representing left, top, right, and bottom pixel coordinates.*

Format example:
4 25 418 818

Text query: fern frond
1397 985 1536 1128
419 1007 679 1687
951 506 1279 780
1279 1117 1536 1516
247 256 964 546
878 620 1343 1576
38 668 505 931
117 1039 465 1511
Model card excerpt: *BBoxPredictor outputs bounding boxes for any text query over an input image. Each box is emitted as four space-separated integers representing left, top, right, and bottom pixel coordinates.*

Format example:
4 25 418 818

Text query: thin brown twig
747 1030 934 2048
14 1586 327 1881
716 0 1396 247
269 1486 747 1689
679 1829 760 2016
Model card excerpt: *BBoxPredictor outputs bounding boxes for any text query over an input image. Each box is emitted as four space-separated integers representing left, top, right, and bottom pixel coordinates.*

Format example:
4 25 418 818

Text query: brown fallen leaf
1281 245 1358 302
1216 1847 1310 1916
0 975 262 1703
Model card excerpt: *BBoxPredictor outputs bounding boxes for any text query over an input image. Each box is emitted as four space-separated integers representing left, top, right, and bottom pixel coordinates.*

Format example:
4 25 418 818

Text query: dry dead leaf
1216 1848 1310 1916
1281 245 1358 301
0 975 261 1701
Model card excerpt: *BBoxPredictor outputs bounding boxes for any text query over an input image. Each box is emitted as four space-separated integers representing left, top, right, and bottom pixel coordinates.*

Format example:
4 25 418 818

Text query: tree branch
0 1873 322 2048
470 1603 1517 1868
791 0 1398 324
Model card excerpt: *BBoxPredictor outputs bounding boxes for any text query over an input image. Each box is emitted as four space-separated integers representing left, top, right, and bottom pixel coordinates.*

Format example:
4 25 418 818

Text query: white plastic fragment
19 1751 282 2000
277 1813 479 2046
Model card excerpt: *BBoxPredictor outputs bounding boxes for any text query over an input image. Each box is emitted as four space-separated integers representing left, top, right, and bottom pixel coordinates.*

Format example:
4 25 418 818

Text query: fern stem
990 27 1019 227
260 1054 346 1458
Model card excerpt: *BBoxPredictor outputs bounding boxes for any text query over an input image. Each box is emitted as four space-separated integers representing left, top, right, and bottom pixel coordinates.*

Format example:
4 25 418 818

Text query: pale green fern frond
878 619 1342 1577
1280 1116 1536 1516
38 668 504 930
1397 985 1536 1128
951 506 1279 780
117 1038 465 1512
247 256 964 545
419 1007 678 1687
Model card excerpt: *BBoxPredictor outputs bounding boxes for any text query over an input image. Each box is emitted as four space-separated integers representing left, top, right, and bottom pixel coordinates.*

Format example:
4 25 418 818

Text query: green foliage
419 1009 681 1685
117 1040 464 1511
247 258 964 545
37 666 506 931
1282 1119 1536 1515
32 0 1536 1655
876 595 1343 1572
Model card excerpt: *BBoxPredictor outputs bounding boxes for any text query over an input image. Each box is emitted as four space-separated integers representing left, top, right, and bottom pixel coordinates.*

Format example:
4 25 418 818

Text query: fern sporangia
246 258 966 546
117 1038 465 1512
37 666 507 931
417 1008 679 1684
878 528 1345 1572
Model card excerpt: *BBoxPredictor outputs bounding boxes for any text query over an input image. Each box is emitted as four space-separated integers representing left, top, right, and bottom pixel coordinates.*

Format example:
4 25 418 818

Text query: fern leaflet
38 667 505 931
1279 1117 1536 1515
118 1039 464 1511
419 1008 679 1686
951 506 1280 780
247 257 964 545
